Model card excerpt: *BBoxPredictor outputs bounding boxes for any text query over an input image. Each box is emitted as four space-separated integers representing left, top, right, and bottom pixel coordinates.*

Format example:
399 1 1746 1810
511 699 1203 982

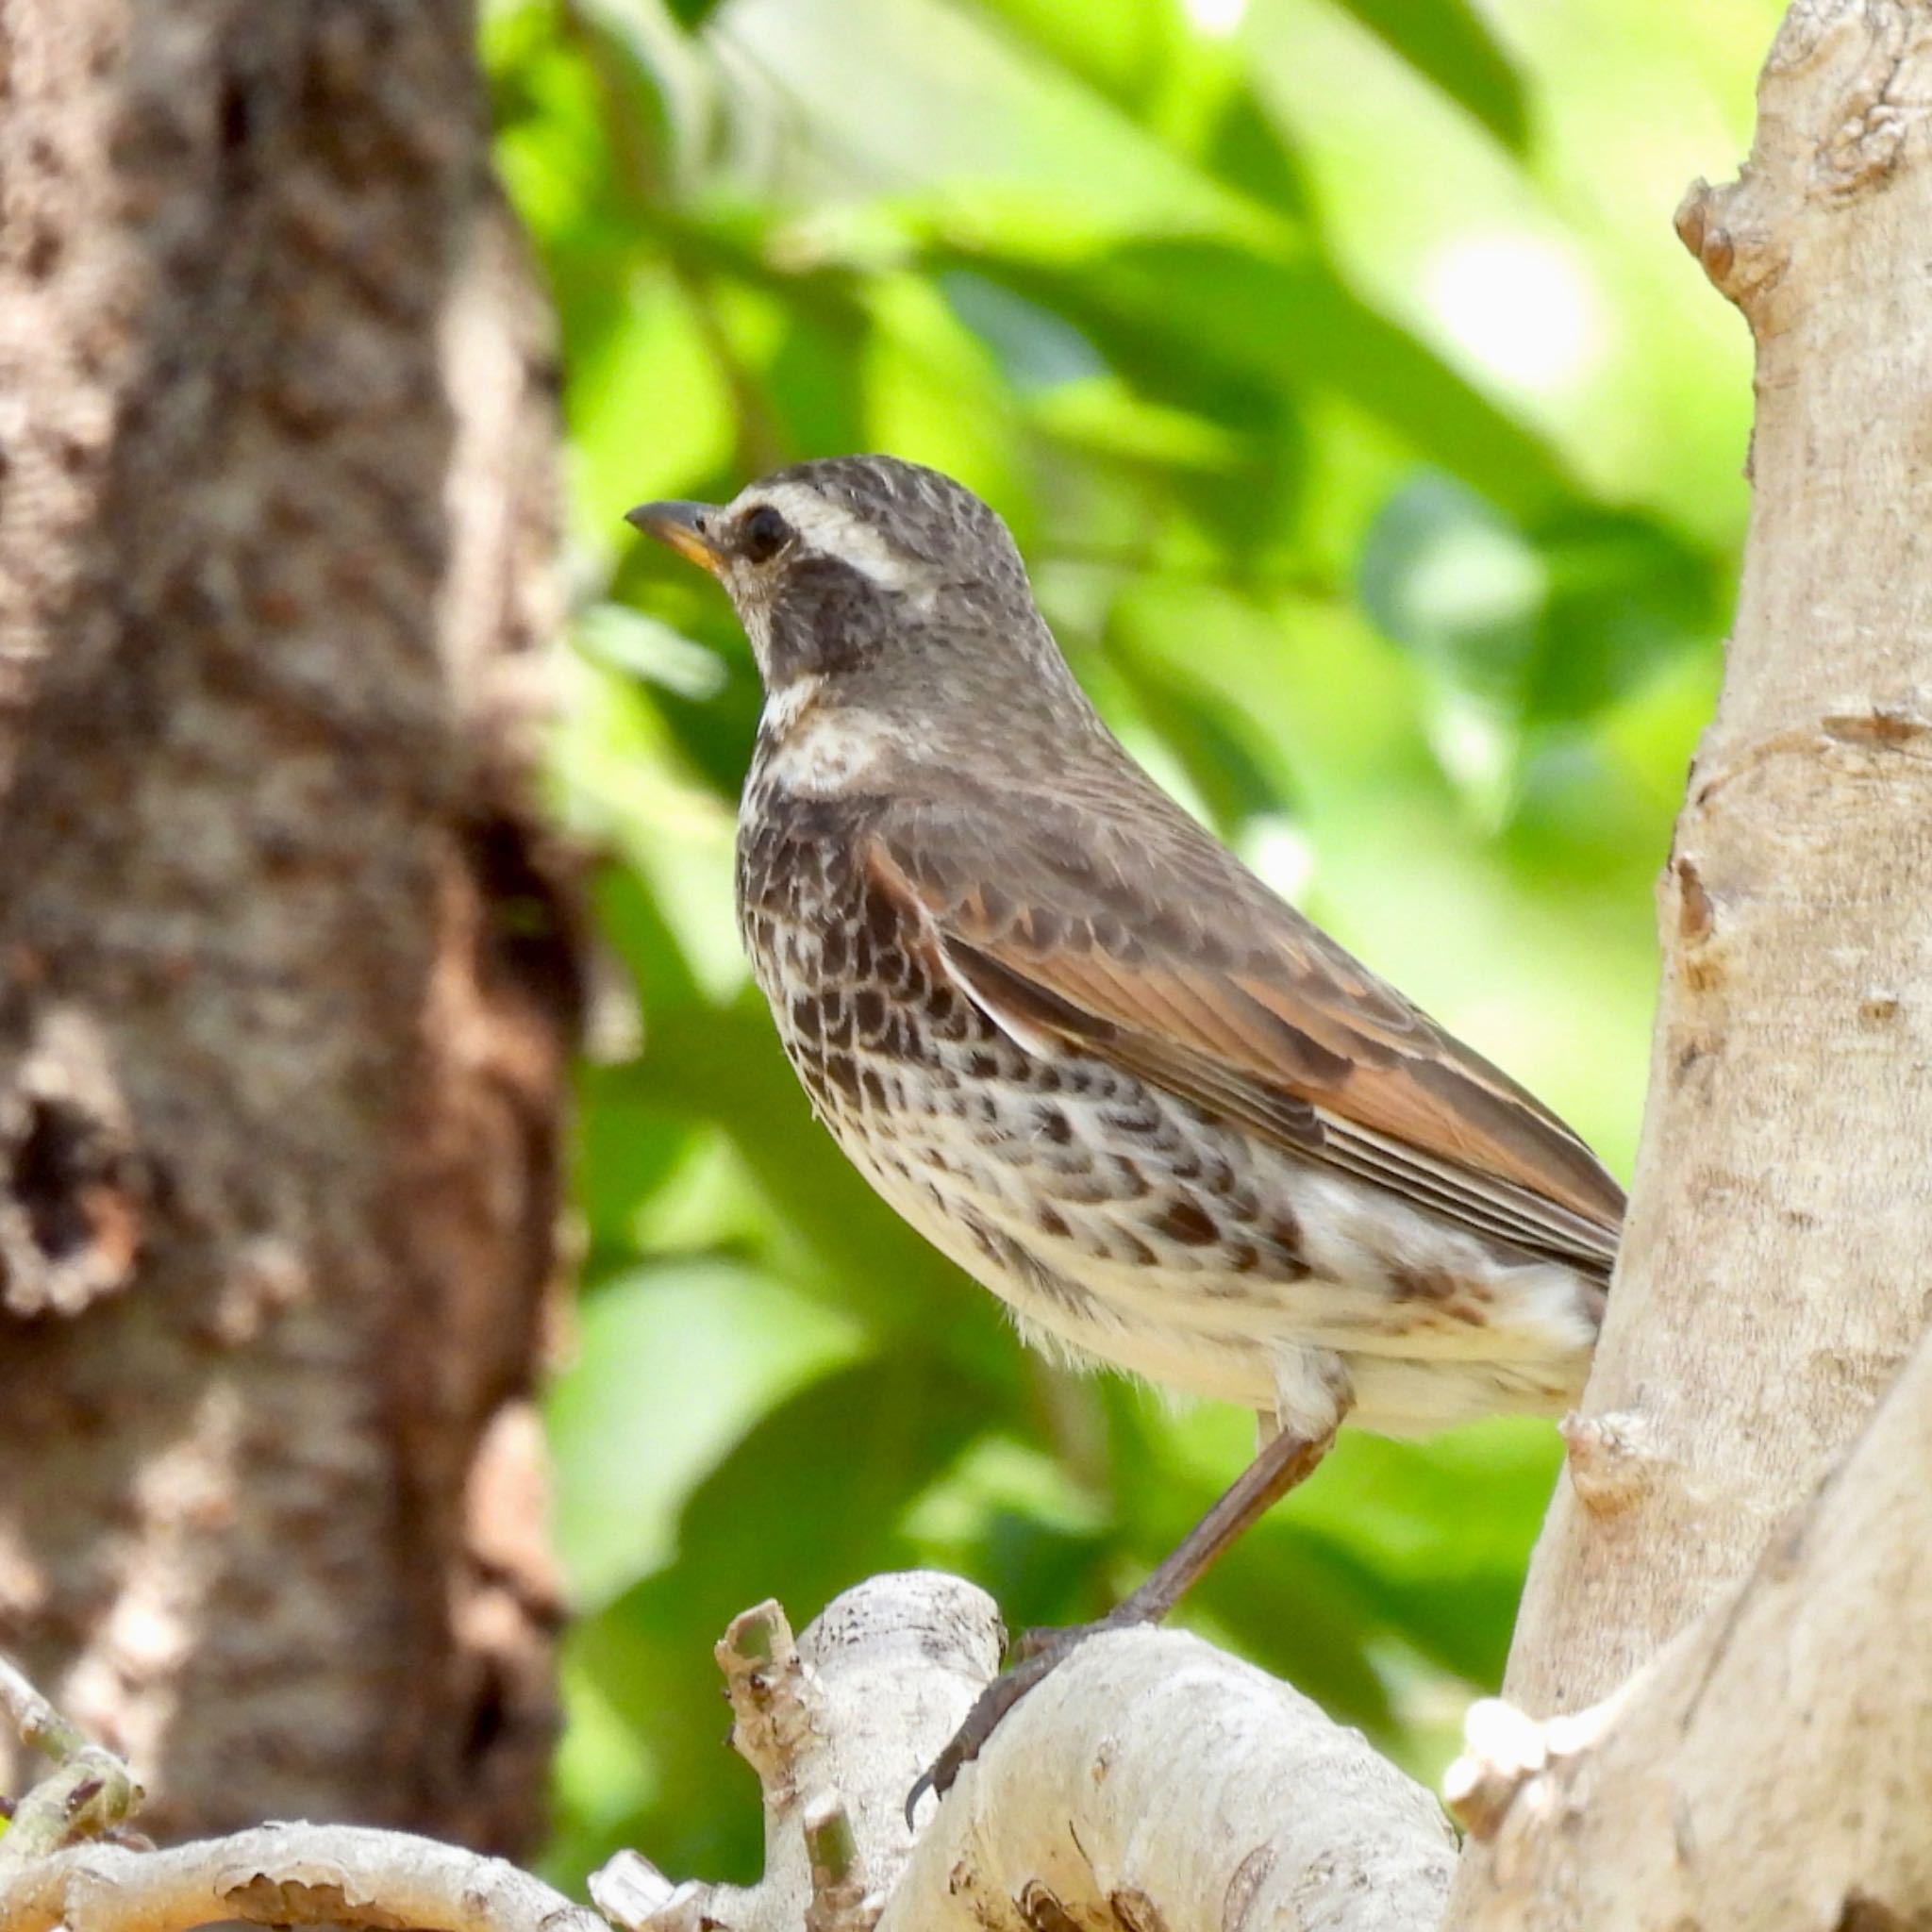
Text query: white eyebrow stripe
733 479 932 591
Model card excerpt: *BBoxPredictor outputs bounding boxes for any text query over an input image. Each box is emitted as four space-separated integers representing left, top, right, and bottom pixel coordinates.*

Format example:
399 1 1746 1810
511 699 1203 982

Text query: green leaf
1357 471 1542 697
1200 82 1313 219
1330 0 1530 152
1522 510 1722 724
961 0 1184 113
547 1257 865 1607
1108 647 1292 832
1357 474 1722 723
945 238 1578 522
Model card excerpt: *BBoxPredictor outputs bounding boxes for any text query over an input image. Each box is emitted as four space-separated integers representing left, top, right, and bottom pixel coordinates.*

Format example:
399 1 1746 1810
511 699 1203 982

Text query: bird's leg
909 1413 1341 1816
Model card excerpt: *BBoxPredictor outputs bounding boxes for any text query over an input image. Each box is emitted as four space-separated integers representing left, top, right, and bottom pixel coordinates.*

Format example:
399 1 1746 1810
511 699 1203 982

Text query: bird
628 454 1624 1807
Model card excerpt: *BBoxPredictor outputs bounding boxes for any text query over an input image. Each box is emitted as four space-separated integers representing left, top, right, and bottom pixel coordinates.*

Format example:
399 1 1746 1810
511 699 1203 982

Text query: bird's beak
625 500 727 576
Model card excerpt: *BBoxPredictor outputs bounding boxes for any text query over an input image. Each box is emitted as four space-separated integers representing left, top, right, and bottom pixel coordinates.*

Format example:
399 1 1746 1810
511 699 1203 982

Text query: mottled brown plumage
630 454 1624 1802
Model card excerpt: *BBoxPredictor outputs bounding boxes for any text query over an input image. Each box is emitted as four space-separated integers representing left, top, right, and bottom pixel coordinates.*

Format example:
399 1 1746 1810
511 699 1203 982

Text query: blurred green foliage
486 0 1774 1886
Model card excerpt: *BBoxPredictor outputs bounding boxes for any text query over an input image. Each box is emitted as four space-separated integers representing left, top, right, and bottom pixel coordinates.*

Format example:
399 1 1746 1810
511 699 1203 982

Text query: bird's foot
906 1607 1143 1824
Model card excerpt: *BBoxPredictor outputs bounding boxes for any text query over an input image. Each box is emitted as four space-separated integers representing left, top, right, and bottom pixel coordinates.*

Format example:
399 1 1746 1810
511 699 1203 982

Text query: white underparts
758 696 898 796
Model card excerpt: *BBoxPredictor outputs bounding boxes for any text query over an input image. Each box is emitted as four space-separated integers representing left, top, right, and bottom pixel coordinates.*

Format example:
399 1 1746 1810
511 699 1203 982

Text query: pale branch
598 1573 1454 1932
1441 1316 1932 1929
0 1657 90 1770
0 1823 606 1932
886 1625 1454 1932
594 1572 1001 1932
1441 1693 1629 1846
0 1660 600 1932
0 1654 142 1861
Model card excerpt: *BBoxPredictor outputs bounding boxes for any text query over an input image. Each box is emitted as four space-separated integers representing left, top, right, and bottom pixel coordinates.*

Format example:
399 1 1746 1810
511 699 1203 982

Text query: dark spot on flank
962 1215 1004 1265
1038 1205 1070 1240
1389 1261 1458 1303
1100 1097 1160 1138
1264 1215 1312 1281
854 988 886 1035
1153 1198 1219 1246
1035 1107 1073 1145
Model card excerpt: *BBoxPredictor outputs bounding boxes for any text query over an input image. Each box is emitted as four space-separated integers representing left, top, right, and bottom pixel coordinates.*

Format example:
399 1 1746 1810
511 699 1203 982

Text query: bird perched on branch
630 455 1623 1807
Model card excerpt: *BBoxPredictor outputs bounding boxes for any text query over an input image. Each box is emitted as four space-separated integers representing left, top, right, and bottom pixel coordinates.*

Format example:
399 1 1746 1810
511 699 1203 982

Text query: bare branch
1449 1318 1932 1928
0 1822 606 1932
0 1658 88 1770
885 1626 1454 1932
1443 8 1932 1916
595 1573 1000 1932
0 1654 142 1861
609 1574 1453 1932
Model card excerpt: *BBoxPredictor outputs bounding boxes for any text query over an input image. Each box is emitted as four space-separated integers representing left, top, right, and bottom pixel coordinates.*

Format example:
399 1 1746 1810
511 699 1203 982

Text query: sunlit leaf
1330 0 1530 152
1358 474 1719 725
961 0 1183 112
1357 470 1542 697
549 1257 866 1606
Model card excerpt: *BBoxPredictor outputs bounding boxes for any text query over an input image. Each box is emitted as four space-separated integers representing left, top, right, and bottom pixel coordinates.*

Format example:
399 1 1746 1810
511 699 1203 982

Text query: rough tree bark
1481 0 1932 1732
1449 1317 1932 1929
0 0 575 1853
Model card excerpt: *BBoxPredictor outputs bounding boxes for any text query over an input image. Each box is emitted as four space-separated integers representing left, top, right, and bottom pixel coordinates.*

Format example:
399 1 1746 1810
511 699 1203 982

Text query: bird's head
628 456 1067 711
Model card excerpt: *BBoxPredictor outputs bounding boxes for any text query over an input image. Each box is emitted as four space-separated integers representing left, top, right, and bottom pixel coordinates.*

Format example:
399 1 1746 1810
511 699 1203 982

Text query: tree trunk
1442 0 1932 1917
1481 0 1932 1715
0 0 575 1854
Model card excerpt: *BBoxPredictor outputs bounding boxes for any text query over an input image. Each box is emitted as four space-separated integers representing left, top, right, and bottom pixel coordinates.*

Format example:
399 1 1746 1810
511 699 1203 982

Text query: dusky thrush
630 455 1624 1804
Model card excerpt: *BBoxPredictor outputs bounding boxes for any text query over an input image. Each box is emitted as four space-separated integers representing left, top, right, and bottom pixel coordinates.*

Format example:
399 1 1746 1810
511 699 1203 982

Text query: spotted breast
736 709 1605 1444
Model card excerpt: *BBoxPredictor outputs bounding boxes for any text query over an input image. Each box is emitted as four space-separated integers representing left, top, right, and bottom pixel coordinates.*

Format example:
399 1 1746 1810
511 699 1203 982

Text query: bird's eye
740 505 792 564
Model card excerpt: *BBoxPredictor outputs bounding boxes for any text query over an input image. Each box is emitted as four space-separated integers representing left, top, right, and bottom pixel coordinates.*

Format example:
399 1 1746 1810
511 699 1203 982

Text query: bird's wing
863 784 1623 1274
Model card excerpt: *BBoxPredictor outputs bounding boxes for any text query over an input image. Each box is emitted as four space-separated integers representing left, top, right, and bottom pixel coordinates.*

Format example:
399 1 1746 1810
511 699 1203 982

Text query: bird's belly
734 781 1603 1441
752 916 1598 1435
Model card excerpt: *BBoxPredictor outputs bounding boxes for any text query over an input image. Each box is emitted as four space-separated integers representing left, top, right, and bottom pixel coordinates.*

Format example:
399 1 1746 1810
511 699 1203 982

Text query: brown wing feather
864 791 1623 1274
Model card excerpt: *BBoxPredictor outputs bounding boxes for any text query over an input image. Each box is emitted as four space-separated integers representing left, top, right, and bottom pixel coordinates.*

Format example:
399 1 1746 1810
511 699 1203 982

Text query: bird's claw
904 1621 1116 1826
